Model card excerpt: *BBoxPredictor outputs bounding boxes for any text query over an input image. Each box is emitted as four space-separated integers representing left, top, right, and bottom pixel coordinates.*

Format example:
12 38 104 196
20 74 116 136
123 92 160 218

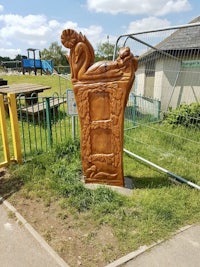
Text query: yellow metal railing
0 94 10 166
0 93 22 167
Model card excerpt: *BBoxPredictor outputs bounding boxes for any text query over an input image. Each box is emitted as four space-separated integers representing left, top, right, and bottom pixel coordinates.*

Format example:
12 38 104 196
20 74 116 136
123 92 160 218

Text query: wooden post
61 29 138 187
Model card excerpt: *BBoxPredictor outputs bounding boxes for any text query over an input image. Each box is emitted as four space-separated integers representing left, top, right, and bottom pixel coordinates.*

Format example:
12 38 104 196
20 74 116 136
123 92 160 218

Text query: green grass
1 77 200 264
0 74 73 162
124 123 200 185
0 103 73 162
1 74 72 96
17 107 77 160
3 138 200 259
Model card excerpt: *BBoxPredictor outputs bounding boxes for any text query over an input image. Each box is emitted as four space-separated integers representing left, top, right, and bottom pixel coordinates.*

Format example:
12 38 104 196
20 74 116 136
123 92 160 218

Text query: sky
0 0 199 59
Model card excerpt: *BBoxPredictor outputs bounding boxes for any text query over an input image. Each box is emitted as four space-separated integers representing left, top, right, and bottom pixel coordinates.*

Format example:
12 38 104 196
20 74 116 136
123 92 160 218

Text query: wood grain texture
61 29 137 186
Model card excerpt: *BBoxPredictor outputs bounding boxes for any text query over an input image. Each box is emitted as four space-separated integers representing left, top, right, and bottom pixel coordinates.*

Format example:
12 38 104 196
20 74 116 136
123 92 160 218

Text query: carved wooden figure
61 29 138 187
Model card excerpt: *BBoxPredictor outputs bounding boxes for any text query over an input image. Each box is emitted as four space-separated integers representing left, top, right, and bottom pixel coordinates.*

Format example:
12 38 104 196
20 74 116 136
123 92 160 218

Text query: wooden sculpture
61 29 138 187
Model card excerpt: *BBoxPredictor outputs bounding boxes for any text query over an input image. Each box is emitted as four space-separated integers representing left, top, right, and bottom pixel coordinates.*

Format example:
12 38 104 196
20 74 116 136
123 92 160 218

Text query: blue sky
0 0 199 58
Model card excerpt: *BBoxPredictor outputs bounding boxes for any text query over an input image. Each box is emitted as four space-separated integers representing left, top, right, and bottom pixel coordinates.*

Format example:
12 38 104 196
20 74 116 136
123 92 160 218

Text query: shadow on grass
0 168 23 199
128 175 177 189
0 167 177 201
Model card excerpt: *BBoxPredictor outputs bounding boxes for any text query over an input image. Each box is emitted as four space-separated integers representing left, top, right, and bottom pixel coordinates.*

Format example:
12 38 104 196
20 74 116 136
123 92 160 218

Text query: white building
136 16 200 111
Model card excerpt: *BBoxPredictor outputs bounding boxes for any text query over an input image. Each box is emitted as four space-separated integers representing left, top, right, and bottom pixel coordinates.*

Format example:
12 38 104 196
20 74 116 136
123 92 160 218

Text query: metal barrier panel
122 22 200 186
116 21 200 112
125 93 161 129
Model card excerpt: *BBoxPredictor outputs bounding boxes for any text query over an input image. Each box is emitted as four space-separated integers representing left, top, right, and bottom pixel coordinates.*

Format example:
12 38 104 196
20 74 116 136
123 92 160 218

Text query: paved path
0 200 69 267
106 224 200 267
1 196 200 267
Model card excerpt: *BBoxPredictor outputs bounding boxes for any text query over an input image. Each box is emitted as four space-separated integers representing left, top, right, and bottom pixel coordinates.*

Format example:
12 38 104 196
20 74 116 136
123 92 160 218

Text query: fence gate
0 93 22 167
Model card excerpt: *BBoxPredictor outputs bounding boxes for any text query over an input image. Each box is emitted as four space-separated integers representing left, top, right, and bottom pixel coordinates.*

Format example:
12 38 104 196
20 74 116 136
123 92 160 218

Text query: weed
7 210 16 219
164 102 200 128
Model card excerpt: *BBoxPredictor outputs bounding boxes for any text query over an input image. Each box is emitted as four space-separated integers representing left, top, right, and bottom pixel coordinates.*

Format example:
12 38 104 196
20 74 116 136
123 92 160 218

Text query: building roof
139 16 200 61
156 16 200 51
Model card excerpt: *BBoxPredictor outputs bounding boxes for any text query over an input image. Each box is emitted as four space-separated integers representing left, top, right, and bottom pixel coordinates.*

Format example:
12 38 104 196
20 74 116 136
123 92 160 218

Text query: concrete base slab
83 176 134 196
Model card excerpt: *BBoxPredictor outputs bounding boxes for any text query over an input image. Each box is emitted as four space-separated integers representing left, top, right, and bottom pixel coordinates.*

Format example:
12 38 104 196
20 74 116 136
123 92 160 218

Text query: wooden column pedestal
61 29 138 187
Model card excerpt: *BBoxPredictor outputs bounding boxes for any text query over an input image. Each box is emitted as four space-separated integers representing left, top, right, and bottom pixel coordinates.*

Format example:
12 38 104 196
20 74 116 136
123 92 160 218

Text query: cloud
113 17 172 57
0 12 104 58
0 14 63 57
0 5 3 12
0 14 50 44
0 48 21 58
87 0 191 16
126 17 171 34
60 23 104 53
76 25 103 46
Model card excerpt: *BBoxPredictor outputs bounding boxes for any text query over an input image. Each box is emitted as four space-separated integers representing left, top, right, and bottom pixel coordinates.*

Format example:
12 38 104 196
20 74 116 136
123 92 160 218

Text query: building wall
157 59 181 111
144 76 154 97
136 57 200 111
135 67 145 95
172 67 200 106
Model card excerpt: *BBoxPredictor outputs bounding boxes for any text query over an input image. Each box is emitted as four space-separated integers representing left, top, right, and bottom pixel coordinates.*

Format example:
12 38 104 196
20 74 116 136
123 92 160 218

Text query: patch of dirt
0 168 126 267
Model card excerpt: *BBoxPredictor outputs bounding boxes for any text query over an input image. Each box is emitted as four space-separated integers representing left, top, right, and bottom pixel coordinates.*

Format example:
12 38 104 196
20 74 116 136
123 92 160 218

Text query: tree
40 42 68 68
14 54 22 60
95 42 119 62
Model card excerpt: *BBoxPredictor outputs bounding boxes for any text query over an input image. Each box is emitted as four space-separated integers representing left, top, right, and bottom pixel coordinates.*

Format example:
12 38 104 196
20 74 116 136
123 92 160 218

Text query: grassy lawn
0 74 73 162
0 138 199 267
0 74 200 266
1 74 72 96
124 123 200 185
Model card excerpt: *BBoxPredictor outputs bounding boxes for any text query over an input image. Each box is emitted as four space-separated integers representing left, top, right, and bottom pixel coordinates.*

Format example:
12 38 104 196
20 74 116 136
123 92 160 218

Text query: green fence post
45 97 53 147
157 99 161 121
72 115 76 140
132 94 137 126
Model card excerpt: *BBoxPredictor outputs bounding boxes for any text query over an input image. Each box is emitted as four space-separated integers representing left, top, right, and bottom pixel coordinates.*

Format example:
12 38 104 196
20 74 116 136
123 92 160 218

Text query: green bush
164 103 200 128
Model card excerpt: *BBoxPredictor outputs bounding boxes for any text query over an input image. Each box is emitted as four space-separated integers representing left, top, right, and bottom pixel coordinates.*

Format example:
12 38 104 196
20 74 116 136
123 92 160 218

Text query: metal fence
115 20 200 112
17 93 79 161
125 93 161 129
1 21 200 189
119 20 200 187
0 93 22 166
1 89 199 188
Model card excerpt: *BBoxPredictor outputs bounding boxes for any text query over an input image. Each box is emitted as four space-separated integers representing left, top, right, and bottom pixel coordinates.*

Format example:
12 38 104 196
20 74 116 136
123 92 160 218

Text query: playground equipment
22 48 54 75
